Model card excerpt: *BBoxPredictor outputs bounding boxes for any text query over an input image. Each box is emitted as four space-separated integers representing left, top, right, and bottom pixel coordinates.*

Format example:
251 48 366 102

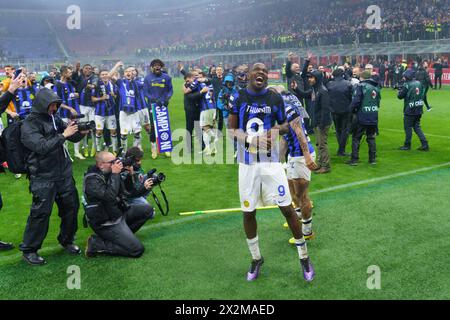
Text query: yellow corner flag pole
179 205 279 216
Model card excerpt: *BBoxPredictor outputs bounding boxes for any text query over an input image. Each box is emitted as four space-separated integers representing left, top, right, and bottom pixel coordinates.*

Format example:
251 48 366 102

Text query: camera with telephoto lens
77 121 96 131
69 114 96 131
146 169 166 186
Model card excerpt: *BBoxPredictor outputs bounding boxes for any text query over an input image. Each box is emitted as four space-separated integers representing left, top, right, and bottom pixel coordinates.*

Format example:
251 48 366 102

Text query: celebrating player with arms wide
229 63 315 282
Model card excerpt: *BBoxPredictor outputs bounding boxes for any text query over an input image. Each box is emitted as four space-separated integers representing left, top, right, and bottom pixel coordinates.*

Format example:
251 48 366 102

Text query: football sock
110 134 117 152
121 135 128 152
302 218 313 236
246 236 262 260
95 134 102 152
133 132 141 148
74 142 80 154
295 238 308 260
203 130 211 150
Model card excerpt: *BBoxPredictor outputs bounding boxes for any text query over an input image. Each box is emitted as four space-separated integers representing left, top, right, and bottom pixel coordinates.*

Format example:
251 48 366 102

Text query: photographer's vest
357 82 380 126
403 80 424 116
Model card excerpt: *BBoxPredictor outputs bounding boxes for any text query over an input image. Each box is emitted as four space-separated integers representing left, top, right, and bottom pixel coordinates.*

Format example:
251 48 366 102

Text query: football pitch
0 80 449 300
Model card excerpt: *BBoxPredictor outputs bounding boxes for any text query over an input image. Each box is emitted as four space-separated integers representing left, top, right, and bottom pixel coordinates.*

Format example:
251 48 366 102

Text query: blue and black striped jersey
281 93 314 157
54 81 80 119
230 88 286 164
116 79 138 113
94 81 117 117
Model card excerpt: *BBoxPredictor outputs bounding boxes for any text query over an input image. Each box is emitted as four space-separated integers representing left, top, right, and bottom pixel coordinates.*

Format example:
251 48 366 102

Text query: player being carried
229 63 315 282
270 86 318 244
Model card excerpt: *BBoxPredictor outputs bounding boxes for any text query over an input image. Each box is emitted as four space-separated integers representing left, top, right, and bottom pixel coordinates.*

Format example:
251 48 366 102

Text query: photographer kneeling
84 151 154 258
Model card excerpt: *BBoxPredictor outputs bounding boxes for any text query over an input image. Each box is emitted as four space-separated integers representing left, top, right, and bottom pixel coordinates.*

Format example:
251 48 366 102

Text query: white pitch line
1 161 450 264
383 128 450 140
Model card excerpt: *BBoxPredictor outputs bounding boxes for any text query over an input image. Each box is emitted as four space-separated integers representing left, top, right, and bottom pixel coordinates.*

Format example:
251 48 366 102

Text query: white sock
246 236 261 260
203 130 211 149
295 237 308 260
95 134 102 152
295 207 302 219
121 135 128 152
302 217 313 236
111 134 118 152
74 142 80 154
151 142 157 151
133 133 141 148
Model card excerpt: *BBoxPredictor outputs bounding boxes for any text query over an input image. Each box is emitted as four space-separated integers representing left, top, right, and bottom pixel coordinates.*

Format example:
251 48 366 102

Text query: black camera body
117 194 131 212
68 114 96 131
147 169 166 187
117 156 136 168
77 121 96 131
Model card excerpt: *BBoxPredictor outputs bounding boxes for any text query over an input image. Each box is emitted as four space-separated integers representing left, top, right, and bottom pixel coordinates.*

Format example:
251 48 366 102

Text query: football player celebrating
229 63 315 282
92 70 118 155
109 61 141 153
270 86 318 243
54 66 83 159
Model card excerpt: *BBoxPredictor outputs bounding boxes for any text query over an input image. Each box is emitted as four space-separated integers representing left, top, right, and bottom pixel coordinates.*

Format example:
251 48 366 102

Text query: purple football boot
300 257 315 282
246 257 264 281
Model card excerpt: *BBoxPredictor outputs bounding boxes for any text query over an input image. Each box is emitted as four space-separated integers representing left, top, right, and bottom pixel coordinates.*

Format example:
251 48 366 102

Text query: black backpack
0 120 30 174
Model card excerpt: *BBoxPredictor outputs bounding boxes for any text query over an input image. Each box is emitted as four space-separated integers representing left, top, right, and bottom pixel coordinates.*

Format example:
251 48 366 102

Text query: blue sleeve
165 75 173 101
275 94 286 124
143 76 151 101
285 104 300 123
229 91 240 115
217 89 224 110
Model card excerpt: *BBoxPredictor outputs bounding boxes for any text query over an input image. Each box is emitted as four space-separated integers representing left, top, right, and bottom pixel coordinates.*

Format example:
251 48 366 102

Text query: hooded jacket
20 88 84 181
217 74 238 119
309 70 332 129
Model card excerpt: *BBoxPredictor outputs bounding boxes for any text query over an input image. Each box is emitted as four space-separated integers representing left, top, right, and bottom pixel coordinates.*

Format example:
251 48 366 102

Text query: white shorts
286 152 316 181
200 109 216 128
239 162 292 212
138 108 150 126
80 105 95 122
119 111 141 135
95 115 117 131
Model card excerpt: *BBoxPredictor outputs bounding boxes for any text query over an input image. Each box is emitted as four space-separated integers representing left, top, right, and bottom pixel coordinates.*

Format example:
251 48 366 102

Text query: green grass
0 80 449 299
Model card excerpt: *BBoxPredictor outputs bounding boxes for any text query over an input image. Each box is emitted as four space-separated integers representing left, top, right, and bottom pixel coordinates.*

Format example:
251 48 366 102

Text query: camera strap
151 185 169 216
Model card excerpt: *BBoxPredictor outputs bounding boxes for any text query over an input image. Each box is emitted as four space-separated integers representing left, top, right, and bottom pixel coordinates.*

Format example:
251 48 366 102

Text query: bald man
83 151 154 258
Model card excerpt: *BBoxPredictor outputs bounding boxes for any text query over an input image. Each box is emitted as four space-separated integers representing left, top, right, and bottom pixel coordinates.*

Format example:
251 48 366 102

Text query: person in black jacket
415 61 433 111
84 151 154 258
346 71 381 165
433 59 443 90
307 70 332 174
398 70 429 151
19 88 87 265
0 73 25 251
211 66 224 131
182 71 204 153
326 68 353 156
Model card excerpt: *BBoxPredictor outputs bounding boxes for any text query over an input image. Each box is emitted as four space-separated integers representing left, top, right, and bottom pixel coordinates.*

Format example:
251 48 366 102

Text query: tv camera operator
83 150 161 258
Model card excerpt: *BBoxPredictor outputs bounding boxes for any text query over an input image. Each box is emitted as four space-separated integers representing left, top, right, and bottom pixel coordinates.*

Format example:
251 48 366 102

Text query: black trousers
351 124 377 162
435 74 442 89
304 99 314 134
424 86 430 109
148 107 156 143
404 114 428 148
184 106 202 152
90 203 154 258
20 178 79 254
332 112 351 154
216 108 224 132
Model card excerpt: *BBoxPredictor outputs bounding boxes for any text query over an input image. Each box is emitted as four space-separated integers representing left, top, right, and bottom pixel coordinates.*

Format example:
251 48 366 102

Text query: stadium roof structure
159 39 450 62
